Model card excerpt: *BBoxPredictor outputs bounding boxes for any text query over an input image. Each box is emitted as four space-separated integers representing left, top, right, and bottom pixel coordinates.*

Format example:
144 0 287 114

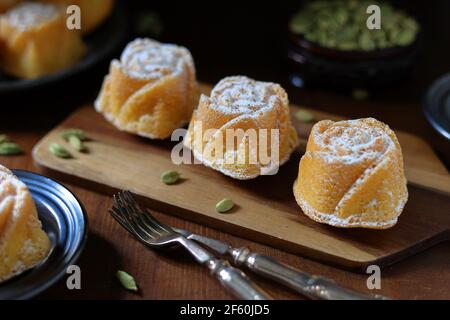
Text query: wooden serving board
32 85 450 272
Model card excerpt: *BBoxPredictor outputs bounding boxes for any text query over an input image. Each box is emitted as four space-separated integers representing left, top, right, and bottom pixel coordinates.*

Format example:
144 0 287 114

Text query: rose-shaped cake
95 38 197 139
0 2 86 79
293 118 408 229
184 76 299 179
0 165 51 283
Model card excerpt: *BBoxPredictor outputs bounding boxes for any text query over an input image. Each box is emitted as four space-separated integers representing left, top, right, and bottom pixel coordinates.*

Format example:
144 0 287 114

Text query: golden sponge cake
0 2 86 79
184 76 299 179
293 118 408 229
95 38 198 139
0 165 51 283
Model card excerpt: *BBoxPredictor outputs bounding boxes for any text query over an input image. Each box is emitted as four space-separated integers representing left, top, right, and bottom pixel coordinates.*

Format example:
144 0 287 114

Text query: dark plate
424 73 450 141
0 3 128 95
0 170 88 300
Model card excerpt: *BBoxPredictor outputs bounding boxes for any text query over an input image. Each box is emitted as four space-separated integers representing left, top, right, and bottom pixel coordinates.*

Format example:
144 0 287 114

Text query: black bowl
287 31 421 89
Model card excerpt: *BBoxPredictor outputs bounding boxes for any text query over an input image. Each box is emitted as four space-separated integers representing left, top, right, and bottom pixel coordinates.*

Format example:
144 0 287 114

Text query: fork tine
116 191 166 240
113 194 156 241
121 191 173 234
110 205 146 240
142 209 173 233
109 208 134 234
110 193 180 250
120 191 170 235
120 191 151 221
112 206 156 244
109 204 127 225
116 192 160 235
111 190 181 249
110 199 142 236
109 201 135 231
112 194 135 228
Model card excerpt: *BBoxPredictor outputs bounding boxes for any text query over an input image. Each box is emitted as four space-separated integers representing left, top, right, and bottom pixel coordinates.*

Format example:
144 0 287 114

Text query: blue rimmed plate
0 170 88 300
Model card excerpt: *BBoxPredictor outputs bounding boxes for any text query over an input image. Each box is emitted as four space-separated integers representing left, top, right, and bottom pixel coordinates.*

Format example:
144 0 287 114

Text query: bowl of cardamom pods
287 0 421 88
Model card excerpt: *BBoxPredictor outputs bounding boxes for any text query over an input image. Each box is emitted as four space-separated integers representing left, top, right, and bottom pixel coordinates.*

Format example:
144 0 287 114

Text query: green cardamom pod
116 270 138 292
295 110 314 123
338 41 357 51
160 170 180 185
396 29 415 46
215 198 235 214
289 14 310 34
0 142 22 156
359 32 376 51
61 129 87 141
49 143 71 159
68 135 86 152
0 134 11 144
352 89 369 100
289 0 418 51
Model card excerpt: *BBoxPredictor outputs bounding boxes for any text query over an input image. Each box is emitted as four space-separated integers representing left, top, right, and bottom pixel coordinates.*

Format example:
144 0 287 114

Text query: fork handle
207 259 273 300
177 237 272 300
232 248 388 300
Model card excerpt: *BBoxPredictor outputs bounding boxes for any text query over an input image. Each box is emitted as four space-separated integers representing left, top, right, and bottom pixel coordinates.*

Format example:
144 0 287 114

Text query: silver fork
109 190 272 300
174 228 390 300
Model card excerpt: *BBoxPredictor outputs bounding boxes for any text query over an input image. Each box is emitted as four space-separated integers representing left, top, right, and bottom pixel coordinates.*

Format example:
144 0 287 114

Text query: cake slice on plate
0 165 51 283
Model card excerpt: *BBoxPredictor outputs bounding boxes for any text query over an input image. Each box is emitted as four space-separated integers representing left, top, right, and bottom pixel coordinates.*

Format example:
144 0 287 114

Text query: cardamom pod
0 142 22 156
215 198 234 214
49 143 71 159
295 110 314 123
352 89 369 101
396 29 415 46
359 32 375 51
68 135 86 152
289 0 419 51
61 129 86 141
116 270 138 292
0 134 11 144
160 170 180 185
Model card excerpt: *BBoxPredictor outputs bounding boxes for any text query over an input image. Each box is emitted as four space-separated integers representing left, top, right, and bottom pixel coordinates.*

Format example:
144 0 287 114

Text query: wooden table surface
1 125 449 300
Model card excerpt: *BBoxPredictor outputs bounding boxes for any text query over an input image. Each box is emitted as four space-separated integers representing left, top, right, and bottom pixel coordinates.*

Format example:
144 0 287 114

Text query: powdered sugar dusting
209 76 286 115
0 165 51 282
294 118 408 229
314 119 393 164
184 76 298 179
3 3 59 31
120 38 191 79
0 168 29 226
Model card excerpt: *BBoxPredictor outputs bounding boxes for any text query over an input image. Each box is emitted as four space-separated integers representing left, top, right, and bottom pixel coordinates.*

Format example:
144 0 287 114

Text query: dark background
127 1 450 162
3 0 450 165
128 0 450 93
